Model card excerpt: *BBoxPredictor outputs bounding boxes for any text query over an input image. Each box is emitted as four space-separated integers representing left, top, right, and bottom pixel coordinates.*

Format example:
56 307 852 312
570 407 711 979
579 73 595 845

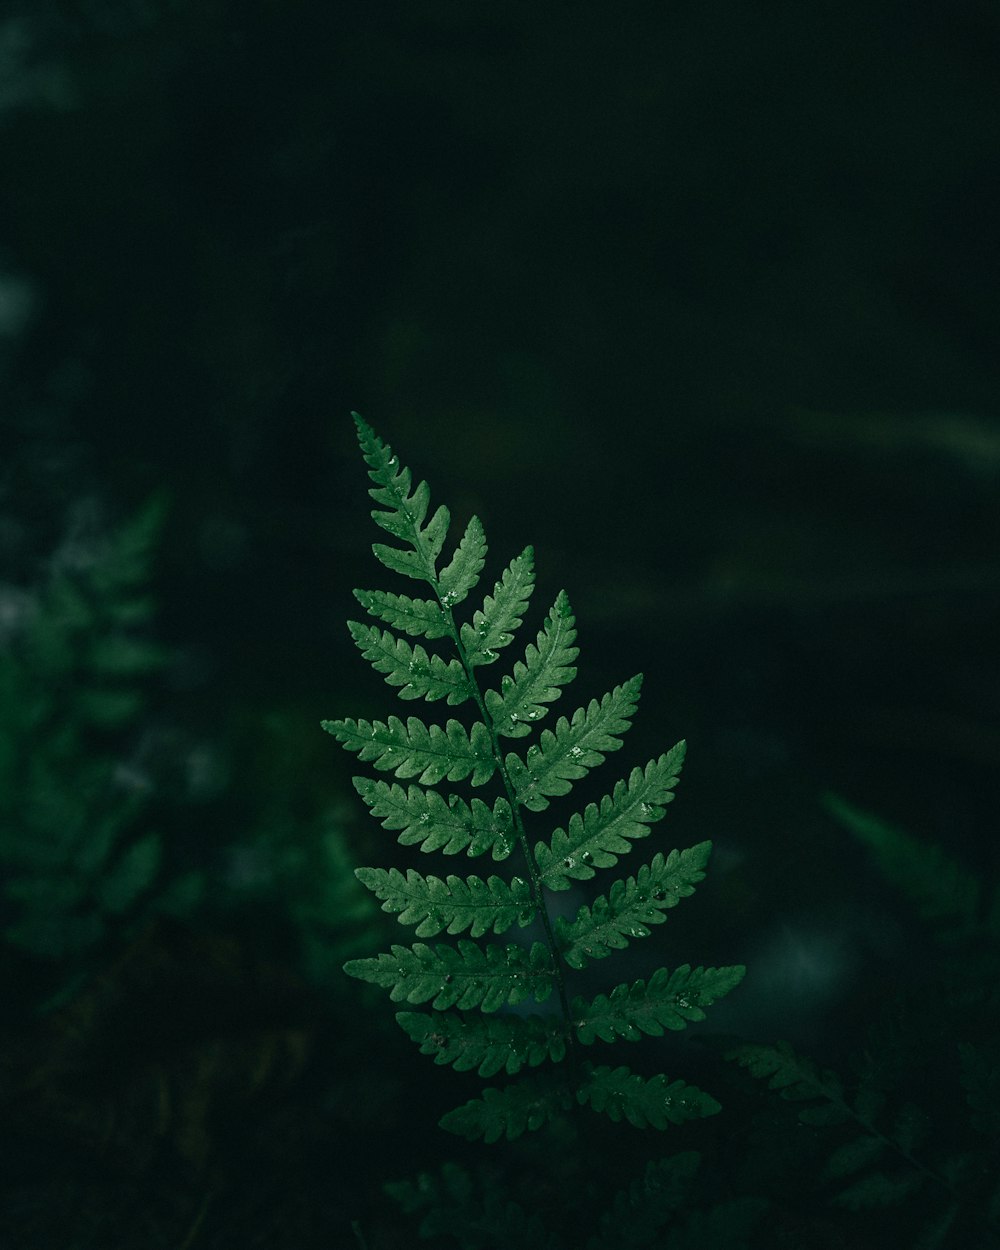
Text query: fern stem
441 598 578 1055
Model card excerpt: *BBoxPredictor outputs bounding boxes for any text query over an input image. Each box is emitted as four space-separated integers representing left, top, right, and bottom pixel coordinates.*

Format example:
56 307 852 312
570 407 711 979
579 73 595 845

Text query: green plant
387 1153 768 1250
0 494 202 1011
712 796 1000 1249
323 413 746 1147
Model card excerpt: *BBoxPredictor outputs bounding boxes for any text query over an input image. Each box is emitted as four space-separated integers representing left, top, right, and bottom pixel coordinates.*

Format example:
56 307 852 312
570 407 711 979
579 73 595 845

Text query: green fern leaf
573 964 747 1042
437 515 488 608
355 866 536 937
344 939 554 1010
482 590 578 738
354 413 451 582
322 714 495 785
505 675 644 813
332 414 746 1154
725 1039 847 1113
440 1075 574 1142
824 793 980 936
577 1063 721 1128
353 587 451 639
0 493 193 999
347 621 473 704
459 546 535 668
556 842 712 965
396 1009 566 1077
535 744 687 889
352 777 515 859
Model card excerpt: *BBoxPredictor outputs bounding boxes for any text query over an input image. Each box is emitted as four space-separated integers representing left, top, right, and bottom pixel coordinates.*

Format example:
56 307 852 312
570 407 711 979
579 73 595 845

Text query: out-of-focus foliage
706 800 1000 1250
0 494 204 1007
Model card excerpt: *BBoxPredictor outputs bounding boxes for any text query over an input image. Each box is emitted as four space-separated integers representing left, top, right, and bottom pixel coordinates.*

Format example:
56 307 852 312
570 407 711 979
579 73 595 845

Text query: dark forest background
1 2 998 1246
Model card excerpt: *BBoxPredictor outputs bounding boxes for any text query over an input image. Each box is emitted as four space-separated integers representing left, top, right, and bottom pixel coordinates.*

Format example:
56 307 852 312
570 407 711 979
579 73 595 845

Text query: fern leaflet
345 938 554 1010
352 776 515 859
576 1063 721 1128
324 714 496 786
556 843 712 965
355 866 535 937
573 964 747 1041
396 1009 567 1077
535 745 687 889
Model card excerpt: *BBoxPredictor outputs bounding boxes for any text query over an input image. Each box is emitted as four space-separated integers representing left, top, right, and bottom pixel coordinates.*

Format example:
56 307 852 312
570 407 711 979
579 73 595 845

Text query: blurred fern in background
0 493 203 1010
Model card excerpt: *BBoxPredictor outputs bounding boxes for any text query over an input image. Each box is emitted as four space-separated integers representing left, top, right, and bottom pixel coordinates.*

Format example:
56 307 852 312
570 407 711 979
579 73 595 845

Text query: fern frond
725 1039 851 1125
333 414 746 1162
577 1064 721 1128
459 546 535 668
573 964 747 1042
483 590 578 738
556 843 712 965
535 744 687 889
344 939 554 1010
352 776 515 859
347 622 473 704
355 866 535 937
440 1075 574 1142
322 715 495 785
0 494 194 995
824 792 980 937
353 587 451 639
396 1009 566 1077
353 412 450 582
506 675 644 813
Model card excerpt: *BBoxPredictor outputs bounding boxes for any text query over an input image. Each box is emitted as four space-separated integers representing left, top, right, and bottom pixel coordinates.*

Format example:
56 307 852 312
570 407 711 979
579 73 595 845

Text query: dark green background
2 1 998 1245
